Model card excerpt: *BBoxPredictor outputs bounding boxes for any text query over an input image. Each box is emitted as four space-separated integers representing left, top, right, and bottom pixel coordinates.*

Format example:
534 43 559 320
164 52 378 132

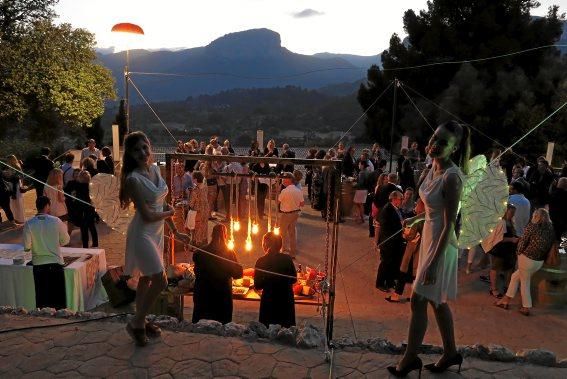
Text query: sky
55 0 562 56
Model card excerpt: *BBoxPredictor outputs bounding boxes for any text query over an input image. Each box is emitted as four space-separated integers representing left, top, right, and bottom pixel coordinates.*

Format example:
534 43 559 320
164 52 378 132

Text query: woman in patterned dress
188 171 209 246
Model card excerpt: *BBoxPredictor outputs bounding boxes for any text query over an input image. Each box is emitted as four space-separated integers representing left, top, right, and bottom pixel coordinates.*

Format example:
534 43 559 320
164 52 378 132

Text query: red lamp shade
111 23 144 35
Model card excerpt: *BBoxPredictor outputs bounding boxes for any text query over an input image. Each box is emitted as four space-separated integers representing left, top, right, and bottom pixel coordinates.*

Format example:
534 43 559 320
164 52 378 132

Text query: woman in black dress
192 224 243 324
254 232 297 327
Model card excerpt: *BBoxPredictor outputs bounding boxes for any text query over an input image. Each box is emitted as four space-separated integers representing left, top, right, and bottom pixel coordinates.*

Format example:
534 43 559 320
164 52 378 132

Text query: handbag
545 242 560 267
185 209 197 230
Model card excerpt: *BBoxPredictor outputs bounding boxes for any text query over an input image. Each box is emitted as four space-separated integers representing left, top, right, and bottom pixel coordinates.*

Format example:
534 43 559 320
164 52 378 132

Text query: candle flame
227 239 235 250
252 223 259 235
273 226 280 235
234 220 241 231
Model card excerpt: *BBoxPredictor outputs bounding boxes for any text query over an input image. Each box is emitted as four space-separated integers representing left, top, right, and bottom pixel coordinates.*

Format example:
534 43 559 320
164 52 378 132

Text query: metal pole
125 49 130 135
326 164 342 343
389 78 398 173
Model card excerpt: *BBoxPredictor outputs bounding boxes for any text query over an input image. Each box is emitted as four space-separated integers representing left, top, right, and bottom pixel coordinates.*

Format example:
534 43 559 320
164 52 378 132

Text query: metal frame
164 153 343 345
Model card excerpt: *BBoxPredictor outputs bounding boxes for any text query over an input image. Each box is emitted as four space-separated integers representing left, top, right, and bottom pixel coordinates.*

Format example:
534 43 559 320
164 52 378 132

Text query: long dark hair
119 131 151 209
440 120 471 175
207 224 229 253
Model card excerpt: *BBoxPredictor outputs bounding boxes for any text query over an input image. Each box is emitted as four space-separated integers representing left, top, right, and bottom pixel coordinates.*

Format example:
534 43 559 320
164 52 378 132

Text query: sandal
519 307 530 316
494 301 509 310
145 321 162 337
126 323 149 346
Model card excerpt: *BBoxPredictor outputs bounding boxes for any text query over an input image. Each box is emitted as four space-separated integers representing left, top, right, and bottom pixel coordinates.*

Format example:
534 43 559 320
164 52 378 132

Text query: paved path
0 314 565 378
1 187 567 359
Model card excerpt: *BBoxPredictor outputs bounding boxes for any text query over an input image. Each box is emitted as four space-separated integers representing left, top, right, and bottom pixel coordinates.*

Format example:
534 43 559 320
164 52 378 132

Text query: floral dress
189 182 210 246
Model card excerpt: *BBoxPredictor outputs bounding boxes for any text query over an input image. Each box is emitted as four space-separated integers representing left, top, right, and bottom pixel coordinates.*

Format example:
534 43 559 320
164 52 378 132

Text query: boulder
557 358 567 368
246 321 269 338
267 324 282 340
487 344 515 362
296 324 324 348
276 327 296 345
193 319 222 335
367 338 398 354
222 322 246 337
39 307 56 316
517 349 556 367
333 337 355 348
0 306 14 314
55 309 75 318
242 329 258 341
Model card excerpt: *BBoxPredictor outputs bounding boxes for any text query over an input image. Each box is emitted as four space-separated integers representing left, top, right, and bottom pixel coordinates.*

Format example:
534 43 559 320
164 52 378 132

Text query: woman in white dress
5 155 27 223
388 121 470 377
119 132 189 346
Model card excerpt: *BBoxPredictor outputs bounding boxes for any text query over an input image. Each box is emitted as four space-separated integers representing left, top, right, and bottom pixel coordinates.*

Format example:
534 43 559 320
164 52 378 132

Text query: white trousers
279 212 299 256
505 254 543 308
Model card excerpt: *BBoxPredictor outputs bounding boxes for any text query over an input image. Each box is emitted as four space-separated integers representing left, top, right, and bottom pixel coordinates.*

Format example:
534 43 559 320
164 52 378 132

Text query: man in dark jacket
33 147 54 198
0 171 15 224
278 143 296 173
375 191 405 293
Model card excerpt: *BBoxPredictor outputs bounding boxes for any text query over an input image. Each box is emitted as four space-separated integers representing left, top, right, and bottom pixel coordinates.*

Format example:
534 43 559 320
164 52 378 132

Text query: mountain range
96 29 377 102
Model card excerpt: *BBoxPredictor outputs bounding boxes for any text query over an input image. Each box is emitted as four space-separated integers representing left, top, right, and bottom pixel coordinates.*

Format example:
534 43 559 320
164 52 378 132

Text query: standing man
23 196 70 309
508 181 531 237
278 172 304 258
33 147 54 198
80 139 101 166
375 191 405 294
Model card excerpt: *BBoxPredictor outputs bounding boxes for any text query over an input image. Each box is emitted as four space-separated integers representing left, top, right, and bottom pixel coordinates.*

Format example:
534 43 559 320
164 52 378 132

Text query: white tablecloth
0 244 108 311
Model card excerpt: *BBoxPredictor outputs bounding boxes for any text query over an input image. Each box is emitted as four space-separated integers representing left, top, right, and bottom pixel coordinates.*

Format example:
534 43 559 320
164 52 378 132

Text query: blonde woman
199 144 220 218
495 208 556 316
188 171 209 247
5 155 27 223
45 168 68 221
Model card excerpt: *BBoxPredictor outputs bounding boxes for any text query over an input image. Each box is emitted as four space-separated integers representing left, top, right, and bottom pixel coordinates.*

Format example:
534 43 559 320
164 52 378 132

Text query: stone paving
1 181 567 361
1 314 566 378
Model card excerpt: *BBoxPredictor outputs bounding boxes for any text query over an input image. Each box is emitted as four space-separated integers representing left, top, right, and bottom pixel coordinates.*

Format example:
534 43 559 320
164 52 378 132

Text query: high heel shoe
387 357 423 378
424 353 463 373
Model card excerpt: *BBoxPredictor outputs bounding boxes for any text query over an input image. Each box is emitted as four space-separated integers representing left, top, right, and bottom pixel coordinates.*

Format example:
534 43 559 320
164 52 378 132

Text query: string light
234 220 241 231
245 236 253 251
252 223 259 235
273 226 280 235
227 239 235 250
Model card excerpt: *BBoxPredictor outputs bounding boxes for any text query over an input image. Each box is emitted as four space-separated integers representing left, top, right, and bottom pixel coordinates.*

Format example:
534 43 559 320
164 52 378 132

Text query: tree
0 0 59 41
0 21 116 138
358 1 566 161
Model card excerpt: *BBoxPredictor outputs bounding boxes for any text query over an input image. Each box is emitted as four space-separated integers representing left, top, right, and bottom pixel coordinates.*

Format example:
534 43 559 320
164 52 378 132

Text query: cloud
292 9 324 18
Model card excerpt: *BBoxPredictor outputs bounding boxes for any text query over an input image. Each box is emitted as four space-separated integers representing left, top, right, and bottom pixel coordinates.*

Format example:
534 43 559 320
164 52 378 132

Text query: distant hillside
97 29 366 102
316 80 364 97
312 52 381 68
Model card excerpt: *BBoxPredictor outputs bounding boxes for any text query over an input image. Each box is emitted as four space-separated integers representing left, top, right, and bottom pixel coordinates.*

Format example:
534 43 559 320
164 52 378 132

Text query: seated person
192 224 243 324
23 196 70 309
254 232 297 327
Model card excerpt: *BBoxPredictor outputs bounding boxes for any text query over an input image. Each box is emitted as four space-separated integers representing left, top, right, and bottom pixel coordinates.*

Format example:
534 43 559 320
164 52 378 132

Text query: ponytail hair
440 120 470 175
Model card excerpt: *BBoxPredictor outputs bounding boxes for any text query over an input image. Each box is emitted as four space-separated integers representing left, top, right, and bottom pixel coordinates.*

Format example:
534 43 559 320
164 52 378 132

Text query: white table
0 244 108 311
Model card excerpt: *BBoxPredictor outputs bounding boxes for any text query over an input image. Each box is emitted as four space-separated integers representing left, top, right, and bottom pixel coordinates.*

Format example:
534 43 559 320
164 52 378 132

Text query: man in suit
375 190 405 293
278 144 296 173
375 173 402 209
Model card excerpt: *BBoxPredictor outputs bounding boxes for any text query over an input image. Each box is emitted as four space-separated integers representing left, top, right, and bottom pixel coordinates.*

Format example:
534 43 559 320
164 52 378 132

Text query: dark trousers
81 218 98 248
369 215 375 237
375 245 403 290
33 263 66 309
35 184 45 198
0 197 14 222
257 183 268 217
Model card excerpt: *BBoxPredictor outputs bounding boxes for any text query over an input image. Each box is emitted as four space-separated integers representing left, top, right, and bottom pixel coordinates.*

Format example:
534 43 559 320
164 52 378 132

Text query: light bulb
234 220 241 231
245 238 253 251
273 226 280 235
252 223 259 235
227 239 235 250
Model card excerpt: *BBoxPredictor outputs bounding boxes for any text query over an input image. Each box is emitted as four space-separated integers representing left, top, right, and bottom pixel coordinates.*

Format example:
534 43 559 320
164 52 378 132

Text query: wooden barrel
340 180 355 217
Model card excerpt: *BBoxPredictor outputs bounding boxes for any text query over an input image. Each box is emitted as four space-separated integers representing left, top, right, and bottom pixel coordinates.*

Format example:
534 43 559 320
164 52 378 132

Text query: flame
245 237 253 251
252 223 259 235
234 220 241 232
227 239 235 250
273 226 280 235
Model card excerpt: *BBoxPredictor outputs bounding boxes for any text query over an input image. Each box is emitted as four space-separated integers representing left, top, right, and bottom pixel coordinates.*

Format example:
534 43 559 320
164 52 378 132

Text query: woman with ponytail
388 120 470 377
119 132 189 346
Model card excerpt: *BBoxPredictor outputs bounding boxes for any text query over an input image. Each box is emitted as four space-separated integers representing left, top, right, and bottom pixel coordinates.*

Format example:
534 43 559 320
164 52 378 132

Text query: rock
11 306 28 315
76 311 91 319
88 311 107 319
154 315 179 329
55 309 75 318
367 338 398 354
176 320 194 333
517 349 556 366
0 306 14 314
242 329 258 341
459 344 490 359
247 321 269 338
487 344 515 362
333 337 355 348
39 307 56 316
222 322 246 337
557 359 567 368
267 324 282 340
276 328 296 346
193 319 222 335
28 309 42 316
296 324 324 348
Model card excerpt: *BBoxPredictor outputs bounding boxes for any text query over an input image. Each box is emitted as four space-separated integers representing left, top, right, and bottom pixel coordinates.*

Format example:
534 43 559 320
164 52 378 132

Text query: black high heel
424 353 463 373
387 357 423 378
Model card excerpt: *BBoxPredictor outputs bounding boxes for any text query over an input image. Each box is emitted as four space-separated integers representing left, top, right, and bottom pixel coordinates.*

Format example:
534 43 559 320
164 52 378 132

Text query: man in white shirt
23 196 71 309
278 172 305 258
80 139 101 166
508 181 531 237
